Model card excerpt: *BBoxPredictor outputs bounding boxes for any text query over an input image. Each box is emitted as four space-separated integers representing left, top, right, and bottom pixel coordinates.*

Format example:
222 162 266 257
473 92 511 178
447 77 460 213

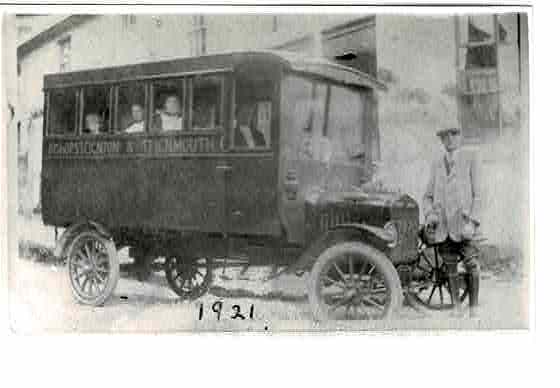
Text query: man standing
423 127 482 317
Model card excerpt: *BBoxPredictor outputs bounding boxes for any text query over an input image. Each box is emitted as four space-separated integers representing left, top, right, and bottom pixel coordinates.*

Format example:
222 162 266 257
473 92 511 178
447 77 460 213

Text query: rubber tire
67 230 119 306
307 242 403 321
164 257 213 300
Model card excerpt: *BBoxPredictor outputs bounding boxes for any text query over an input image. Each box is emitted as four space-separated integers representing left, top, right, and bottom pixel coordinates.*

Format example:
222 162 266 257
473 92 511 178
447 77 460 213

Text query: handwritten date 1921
198 301 255 321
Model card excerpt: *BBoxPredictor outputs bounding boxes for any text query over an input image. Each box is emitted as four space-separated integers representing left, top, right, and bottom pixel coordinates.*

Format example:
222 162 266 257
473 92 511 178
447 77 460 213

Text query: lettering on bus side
45 133 226 158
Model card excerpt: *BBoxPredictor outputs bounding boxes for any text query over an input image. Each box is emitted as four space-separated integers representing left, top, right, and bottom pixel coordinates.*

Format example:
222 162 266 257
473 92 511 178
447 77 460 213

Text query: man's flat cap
436 127 461 137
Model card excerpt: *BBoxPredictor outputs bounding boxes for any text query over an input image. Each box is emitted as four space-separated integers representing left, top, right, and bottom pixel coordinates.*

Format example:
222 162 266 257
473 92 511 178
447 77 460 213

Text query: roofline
286 54 387 91
322 15 376 39
17 15 97 59
43 50 386 91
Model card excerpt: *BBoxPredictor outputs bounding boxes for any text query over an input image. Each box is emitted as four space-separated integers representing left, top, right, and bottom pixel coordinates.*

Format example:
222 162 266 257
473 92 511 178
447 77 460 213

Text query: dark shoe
447 273 461 306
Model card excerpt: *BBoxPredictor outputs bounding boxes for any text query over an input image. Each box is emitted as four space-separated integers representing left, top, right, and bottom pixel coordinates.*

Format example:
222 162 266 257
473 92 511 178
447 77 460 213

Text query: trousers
438 238 480 308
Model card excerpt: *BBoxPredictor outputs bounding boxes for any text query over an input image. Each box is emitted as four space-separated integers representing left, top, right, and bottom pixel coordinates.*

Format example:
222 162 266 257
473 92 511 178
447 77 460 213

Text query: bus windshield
281 74 366 165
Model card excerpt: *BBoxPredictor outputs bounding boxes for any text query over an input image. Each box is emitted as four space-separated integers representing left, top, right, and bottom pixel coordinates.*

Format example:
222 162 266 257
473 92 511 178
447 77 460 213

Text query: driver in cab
234 103 266 149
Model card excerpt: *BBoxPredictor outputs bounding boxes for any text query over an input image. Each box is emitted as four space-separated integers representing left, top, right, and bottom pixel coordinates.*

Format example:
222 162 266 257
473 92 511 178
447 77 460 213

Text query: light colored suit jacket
423 148 482 243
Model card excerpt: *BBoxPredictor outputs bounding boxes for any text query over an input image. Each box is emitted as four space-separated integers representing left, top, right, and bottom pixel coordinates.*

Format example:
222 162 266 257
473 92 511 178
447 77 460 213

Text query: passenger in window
84 113 102 135
234 103 266 149
152 95 182 132
125 103 145 133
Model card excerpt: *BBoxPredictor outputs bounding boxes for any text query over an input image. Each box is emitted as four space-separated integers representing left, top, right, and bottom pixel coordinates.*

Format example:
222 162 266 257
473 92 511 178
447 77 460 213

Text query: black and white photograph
4 6 530 333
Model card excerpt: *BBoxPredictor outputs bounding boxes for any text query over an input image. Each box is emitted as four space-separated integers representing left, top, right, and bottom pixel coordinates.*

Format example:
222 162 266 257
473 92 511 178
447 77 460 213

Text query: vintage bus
42 51 432 320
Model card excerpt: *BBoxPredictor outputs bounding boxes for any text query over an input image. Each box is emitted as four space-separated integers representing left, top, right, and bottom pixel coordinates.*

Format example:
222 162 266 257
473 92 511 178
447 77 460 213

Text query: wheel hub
345 288 358 299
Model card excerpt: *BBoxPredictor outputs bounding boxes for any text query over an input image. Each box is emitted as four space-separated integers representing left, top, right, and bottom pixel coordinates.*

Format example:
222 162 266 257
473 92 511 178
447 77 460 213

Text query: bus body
42 51 420 318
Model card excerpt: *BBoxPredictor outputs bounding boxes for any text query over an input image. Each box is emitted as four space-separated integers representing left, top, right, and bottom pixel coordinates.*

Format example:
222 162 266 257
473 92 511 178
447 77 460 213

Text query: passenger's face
131 105 144 122
165 96 180 115
440 131 461 152
86 115 100 133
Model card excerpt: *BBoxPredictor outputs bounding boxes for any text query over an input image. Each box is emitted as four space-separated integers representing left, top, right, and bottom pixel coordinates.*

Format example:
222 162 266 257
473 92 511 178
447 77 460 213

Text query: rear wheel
165 257 213 299
308 242 403 321
67 230 119 306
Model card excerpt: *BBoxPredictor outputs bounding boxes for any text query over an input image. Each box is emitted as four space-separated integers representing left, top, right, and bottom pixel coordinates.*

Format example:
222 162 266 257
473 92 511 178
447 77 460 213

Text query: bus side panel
139 157 226 232
41 158 144 228
225 155 281 236
41 156 227 233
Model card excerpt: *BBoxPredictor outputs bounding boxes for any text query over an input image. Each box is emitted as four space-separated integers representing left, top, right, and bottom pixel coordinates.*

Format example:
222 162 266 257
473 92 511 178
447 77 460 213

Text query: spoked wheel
405 248 468 312
165 257 213 299
67 230 119 306
308 242 403 321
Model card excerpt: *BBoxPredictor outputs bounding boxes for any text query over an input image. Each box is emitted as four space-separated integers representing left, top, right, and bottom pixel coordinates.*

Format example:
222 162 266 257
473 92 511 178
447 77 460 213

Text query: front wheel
67 230 119 306
308 242 403 321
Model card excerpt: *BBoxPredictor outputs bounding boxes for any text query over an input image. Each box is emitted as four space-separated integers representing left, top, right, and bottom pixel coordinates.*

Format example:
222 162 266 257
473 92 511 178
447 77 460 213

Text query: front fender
284 223 394 276
53 220 112 259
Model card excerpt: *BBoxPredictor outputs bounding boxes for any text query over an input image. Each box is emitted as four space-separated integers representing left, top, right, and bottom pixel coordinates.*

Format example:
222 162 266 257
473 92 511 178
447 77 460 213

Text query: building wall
18 14 361 116
375 14 528 260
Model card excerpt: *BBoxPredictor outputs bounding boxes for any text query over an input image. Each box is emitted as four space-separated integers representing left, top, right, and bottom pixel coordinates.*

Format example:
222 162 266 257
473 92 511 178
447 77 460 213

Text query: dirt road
10 215 528 332
9 256 528 333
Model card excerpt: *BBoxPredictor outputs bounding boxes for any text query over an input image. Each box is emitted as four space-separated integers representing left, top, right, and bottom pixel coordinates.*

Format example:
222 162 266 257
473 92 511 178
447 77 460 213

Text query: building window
455 15 511 142
153 16 162 28
272 16 279 32
191 15 207 56
58 36 71 72
122 14 137 28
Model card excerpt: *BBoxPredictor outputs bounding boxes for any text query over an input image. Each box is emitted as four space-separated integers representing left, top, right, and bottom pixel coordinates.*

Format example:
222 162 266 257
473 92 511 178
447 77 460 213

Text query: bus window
233 77 273 149
192 75 222 130
48 88 77 136
82 85 111 135
326 85 365 164
280 75 327 158
118 82 146 134
152 79 184 132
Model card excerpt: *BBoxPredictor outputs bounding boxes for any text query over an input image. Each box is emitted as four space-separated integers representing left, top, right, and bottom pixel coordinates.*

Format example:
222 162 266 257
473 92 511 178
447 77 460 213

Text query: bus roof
43 50 387 91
